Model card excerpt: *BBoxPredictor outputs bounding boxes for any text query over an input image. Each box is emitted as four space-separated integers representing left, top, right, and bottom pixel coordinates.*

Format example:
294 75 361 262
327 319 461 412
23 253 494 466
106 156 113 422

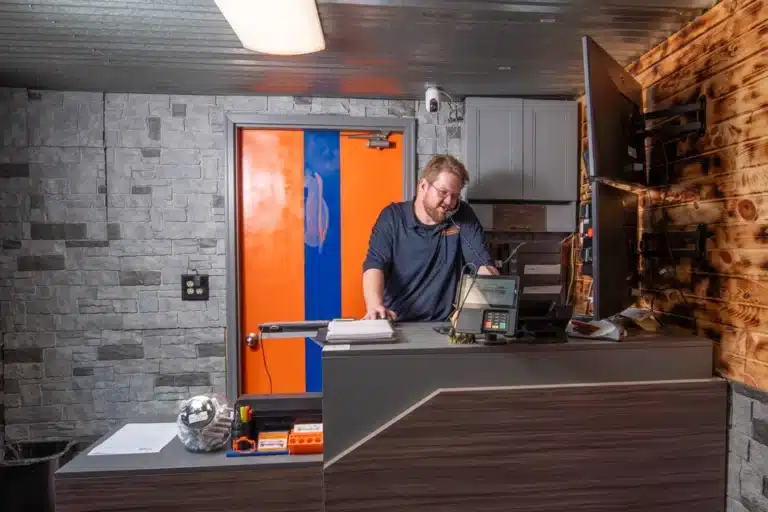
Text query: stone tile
97 345 145 361
0 163 29 177
119 270 161 286
155 373 211 387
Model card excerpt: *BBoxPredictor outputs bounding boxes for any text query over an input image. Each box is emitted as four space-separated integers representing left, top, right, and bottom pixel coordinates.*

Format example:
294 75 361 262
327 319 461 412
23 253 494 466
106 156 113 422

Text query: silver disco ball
177 394 234 453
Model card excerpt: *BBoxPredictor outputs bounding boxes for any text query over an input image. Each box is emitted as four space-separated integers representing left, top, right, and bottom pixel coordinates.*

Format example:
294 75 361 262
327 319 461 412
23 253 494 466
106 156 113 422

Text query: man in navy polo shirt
362 154 498 322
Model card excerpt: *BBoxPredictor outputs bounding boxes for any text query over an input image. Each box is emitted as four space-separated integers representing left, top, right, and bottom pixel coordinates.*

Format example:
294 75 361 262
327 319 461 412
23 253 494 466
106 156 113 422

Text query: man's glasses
427 181 460 202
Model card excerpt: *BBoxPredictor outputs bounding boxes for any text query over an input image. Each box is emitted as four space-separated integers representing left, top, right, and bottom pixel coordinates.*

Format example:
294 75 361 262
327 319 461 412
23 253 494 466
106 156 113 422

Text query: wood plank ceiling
0 0 716 99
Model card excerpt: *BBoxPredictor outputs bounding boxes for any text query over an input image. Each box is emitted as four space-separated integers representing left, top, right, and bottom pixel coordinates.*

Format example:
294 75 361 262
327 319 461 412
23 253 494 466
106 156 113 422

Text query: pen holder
231 420 257 453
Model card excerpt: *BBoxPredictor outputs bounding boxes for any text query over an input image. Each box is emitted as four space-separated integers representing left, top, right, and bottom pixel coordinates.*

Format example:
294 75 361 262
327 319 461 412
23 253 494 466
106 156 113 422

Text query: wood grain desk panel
324 378 727 512
321 322 715 462
57 463 322 512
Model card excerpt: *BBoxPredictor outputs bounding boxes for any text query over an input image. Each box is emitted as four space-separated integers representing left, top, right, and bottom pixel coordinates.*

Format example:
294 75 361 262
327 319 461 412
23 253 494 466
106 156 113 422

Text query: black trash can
1 439 78 512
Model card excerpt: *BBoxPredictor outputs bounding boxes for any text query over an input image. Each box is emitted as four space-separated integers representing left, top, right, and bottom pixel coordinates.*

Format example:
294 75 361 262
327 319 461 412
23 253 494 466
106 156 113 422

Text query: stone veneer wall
729 382 768 512
0 89 462 442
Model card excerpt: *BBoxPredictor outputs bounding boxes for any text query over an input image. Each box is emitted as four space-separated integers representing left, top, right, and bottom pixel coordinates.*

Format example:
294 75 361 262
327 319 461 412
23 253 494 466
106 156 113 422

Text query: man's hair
421 154 469 187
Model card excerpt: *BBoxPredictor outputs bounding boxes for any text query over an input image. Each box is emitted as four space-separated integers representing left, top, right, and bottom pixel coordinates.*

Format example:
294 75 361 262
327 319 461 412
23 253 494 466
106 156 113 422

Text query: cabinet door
522 100 578 201
464 98 523 200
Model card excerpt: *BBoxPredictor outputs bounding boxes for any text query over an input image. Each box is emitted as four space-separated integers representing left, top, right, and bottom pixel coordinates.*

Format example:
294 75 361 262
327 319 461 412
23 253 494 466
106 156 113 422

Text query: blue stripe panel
303 130 341 392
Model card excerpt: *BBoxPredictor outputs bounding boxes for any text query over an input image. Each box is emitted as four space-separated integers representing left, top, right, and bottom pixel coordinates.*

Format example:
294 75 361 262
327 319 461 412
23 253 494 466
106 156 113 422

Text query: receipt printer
453 274 520 338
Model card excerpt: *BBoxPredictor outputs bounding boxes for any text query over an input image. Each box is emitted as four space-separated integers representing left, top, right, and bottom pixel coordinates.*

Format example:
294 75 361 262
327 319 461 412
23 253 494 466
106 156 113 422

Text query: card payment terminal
453 274 520 340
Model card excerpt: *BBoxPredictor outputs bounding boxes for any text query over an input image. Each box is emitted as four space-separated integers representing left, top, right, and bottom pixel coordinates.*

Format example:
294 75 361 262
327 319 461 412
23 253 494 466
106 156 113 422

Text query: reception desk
56 323 726 512
321 323 727 512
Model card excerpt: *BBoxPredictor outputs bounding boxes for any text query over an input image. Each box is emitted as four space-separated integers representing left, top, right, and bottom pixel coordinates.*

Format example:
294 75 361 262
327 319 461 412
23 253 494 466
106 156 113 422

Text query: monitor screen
582 35 646 186
457 275 518 309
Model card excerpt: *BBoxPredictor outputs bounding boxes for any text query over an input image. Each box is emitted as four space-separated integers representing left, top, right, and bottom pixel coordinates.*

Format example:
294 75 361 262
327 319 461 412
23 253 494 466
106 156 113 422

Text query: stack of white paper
88 423 178 456
326 319 395 341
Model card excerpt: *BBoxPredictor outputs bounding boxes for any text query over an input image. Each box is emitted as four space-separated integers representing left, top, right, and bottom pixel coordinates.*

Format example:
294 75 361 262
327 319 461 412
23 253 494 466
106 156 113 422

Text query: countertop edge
56 455 324 477
322 338 715 357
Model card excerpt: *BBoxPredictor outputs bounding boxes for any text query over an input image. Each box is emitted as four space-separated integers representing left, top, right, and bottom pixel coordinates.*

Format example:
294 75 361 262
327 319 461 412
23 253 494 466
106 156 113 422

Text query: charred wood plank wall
575 0 768 389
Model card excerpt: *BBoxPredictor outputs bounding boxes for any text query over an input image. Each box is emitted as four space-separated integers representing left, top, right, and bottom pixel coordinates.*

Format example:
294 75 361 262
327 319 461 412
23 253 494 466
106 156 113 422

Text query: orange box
288 423 323 455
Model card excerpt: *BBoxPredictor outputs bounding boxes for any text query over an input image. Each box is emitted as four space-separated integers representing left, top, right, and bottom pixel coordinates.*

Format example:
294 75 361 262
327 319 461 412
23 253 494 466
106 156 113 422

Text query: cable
260 341 273 394
499 241 527 268
452 262 480 318
642 138 690 329
439 90 464 123
566 233 578 305
659 139 690 309
451 216 493 272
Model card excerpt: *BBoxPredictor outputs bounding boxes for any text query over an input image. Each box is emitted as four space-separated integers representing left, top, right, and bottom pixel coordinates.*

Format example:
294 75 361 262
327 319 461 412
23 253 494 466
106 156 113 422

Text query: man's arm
362 207 397 319
363 268 386 308
458 208 498 275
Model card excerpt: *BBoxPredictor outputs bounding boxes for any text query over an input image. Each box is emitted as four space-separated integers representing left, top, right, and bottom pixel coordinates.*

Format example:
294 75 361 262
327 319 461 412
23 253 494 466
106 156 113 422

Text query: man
362 154 498 322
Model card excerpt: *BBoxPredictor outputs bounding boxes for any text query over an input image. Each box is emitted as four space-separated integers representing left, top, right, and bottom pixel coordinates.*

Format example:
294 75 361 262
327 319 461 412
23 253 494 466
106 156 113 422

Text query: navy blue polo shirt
362 200 494 322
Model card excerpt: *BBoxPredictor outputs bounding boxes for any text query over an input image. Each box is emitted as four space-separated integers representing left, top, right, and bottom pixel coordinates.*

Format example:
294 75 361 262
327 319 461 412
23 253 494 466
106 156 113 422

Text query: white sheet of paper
88 423 178 456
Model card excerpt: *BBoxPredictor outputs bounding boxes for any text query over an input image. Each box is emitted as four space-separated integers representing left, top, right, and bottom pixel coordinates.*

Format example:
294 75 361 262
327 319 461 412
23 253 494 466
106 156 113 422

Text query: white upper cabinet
463 97 579 202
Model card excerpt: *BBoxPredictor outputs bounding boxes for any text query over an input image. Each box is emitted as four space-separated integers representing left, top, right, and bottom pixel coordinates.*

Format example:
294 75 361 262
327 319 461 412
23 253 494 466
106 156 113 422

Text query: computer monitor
591 181 639 319
582 35 646 186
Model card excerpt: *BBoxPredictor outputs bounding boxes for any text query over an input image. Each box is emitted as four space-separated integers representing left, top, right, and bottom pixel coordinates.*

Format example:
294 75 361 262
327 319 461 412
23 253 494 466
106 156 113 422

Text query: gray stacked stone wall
0 88 463 442
729 382 768 512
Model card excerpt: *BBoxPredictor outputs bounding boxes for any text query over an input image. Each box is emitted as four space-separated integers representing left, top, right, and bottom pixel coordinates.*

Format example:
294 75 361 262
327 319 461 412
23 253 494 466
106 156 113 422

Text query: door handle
245 332 257 347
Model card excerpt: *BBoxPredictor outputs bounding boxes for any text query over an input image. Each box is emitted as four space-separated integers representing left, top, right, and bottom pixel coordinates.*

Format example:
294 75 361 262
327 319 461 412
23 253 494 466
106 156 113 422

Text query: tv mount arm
633 96 710 263
634 96 707 140
639 223 709 261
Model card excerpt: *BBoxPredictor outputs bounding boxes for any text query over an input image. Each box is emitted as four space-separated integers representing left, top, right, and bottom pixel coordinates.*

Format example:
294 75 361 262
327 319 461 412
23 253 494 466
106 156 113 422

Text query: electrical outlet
181 273 209 301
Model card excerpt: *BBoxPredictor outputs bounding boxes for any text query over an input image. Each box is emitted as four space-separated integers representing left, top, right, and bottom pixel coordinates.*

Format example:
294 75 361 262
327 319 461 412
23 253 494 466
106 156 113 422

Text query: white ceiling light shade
214 0 326 55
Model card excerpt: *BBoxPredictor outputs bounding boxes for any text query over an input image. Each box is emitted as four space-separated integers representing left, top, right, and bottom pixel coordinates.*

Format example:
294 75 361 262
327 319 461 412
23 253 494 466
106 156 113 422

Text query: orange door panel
340 132 403 318
239 128 306 394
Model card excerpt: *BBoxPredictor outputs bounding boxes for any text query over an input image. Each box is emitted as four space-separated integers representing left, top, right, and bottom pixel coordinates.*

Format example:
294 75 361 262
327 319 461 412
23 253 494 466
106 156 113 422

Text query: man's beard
423 199 447 223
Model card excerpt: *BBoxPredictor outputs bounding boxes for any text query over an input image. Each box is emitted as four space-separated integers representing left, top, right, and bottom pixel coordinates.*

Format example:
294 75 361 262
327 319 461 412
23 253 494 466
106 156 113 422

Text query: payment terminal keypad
483 310 509 332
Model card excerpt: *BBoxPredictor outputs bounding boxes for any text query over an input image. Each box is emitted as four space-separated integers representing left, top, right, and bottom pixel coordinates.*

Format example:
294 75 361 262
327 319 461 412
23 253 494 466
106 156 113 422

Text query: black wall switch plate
182 273 209 301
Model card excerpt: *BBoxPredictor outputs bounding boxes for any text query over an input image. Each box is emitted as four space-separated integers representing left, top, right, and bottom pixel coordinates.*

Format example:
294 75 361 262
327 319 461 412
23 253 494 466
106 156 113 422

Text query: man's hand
363 305 397 321
478 264 500 276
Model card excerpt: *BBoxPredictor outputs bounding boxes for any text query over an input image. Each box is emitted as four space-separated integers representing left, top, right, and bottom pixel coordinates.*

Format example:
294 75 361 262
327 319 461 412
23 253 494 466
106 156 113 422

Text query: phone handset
445 200 462 220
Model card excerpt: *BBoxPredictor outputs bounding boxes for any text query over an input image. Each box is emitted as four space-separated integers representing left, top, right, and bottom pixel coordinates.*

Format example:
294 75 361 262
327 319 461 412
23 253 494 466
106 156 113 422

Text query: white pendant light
214 0 326 56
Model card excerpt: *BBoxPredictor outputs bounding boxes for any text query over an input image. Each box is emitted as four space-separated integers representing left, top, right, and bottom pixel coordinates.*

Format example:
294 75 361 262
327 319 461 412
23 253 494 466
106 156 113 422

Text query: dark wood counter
55 420 323 512
320 322 716 463
320 323 726 512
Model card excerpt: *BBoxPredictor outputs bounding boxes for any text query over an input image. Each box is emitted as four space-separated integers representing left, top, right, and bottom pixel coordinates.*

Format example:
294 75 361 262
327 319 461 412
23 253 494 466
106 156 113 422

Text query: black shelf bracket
635 96 707 141
639 224 709 260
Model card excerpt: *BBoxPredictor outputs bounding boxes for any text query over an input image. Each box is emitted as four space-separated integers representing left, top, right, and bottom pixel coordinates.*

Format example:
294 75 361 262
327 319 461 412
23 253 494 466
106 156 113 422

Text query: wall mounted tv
582 35 707 188
582 35 646 187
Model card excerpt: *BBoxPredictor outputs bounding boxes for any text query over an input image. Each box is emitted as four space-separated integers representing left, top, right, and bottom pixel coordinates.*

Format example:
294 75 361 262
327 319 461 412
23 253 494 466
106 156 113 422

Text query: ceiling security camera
425 86 440 113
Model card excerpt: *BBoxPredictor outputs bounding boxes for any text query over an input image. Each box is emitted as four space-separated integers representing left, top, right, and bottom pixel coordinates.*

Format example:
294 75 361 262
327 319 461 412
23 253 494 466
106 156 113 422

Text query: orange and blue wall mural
239 128 404 395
